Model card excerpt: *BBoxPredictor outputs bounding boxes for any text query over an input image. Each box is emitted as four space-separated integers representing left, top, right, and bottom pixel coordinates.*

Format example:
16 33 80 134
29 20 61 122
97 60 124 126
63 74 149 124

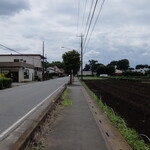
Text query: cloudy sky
0 0 150 67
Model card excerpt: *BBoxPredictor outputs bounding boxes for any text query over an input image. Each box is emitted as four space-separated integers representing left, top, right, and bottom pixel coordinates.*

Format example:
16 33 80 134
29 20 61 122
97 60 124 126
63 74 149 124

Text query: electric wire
84 0 105 54
0 43 42 60
83 0 95 38
83 0 99 49
0 44 22 54
81 0 88 33
77 0 81 35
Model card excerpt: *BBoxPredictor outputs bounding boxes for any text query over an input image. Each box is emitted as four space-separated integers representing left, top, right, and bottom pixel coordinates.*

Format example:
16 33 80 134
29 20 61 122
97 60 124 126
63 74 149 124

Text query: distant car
100 74 108 77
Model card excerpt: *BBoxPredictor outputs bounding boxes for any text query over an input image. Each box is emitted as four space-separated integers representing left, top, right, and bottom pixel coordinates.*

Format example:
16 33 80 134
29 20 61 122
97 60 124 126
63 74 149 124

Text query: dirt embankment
84 79 150 142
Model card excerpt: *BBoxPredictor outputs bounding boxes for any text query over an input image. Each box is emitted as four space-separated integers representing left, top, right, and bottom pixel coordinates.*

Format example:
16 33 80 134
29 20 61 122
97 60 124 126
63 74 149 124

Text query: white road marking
0 84 65 141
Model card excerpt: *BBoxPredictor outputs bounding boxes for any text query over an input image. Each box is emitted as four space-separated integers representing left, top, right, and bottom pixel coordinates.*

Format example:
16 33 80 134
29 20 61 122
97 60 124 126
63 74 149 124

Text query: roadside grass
61 88 68 100
81 76 103 80
79 76 150 82
62 99 72 106
26 88 71 150
32 142 45 150
81 81 150 150
61 88 72 106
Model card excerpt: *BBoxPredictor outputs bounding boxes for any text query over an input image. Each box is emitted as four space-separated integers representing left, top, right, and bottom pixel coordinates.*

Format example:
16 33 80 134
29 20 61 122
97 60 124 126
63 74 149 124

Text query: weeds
61 88 72 106
25 89 69 150
81 82 150 150
62 100 72 106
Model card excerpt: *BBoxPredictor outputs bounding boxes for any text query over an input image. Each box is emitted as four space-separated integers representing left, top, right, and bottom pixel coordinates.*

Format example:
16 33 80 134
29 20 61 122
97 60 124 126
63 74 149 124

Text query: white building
78 71 93 76
134 68 150 74
0 54 45 82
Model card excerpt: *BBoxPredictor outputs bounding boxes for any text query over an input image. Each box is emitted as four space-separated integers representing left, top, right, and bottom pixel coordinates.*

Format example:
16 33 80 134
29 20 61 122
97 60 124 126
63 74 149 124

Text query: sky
0 0 150 68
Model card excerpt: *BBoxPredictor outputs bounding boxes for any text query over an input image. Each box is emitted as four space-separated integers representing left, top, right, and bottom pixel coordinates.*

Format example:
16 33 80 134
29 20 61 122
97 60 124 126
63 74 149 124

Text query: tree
117 59 129 71
96 64 115 76
107 65 115 75
97 64 107 75
136 64 149 69
108 60 118 68
83 64 90 71
89 59 98 75
48 61 64 68
62 50 80 83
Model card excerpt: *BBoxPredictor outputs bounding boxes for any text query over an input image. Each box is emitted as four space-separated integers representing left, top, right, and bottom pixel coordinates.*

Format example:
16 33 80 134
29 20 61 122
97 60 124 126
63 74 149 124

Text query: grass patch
61 88 72 106
81 81 150 150
62 100 72 106
82 76 103 80
62 88 68 100
80 76 150 82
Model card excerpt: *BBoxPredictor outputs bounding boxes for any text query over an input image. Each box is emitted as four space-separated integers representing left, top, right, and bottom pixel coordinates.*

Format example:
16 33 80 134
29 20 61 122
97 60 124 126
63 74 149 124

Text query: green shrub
0 77 12 89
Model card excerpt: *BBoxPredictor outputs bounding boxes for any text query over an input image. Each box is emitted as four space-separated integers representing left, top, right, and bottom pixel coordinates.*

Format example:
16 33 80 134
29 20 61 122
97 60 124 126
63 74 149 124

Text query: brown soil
84 79 150 143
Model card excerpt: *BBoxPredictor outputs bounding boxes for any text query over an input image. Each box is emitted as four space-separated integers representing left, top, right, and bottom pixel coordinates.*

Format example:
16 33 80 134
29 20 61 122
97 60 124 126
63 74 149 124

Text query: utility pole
80 34 83 81
42 41 44 81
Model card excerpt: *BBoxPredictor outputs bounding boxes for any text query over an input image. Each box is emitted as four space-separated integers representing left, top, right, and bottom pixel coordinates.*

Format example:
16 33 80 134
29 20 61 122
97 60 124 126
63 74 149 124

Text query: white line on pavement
0 84 65 141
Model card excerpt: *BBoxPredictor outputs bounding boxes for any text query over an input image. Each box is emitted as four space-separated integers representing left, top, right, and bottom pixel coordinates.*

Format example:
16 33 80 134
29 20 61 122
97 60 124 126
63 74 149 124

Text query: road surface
0 77 69 136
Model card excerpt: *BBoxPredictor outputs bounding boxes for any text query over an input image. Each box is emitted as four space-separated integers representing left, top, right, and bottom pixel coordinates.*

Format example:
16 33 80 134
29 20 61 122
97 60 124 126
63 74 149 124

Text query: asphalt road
0 77 69 135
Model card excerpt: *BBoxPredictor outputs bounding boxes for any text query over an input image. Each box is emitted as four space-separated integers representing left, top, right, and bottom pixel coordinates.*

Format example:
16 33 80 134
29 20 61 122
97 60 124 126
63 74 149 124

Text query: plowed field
84 79 150 142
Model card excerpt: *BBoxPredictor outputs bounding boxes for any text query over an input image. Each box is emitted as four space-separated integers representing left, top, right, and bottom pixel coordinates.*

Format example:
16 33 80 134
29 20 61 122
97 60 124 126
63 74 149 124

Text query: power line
77 0 81 35
83 0 95 37
83 0 99 49
84 0 105 54
0 44 22 54
81 0 88 33
0 43 42 60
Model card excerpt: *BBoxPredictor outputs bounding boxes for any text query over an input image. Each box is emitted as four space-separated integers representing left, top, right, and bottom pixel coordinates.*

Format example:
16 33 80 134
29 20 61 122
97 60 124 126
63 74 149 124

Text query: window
14 59 19 62
24 69 29 79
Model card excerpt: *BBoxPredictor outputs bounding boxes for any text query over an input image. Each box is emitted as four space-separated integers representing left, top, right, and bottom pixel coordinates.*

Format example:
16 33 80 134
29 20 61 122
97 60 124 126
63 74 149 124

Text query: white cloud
0 0 150 67
142 52 150 56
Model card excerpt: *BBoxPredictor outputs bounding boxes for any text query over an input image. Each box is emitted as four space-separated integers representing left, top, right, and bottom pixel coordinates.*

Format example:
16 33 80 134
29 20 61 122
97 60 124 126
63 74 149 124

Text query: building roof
0 54 46 59
0 62 34 69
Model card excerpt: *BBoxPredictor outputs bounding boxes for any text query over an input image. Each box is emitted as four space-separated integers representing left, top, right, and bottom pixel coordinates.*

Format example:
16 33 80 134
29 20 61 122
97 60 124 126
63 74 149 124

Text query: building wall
0 55 43 82
0 55 42 68
19 68 34 82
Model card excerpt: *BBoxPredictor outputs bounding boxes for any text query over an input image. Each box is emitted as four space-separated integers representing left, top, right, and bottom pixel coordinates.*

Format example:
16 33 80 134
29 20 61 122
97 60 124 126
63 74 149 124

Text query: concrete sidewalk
45 78 109 150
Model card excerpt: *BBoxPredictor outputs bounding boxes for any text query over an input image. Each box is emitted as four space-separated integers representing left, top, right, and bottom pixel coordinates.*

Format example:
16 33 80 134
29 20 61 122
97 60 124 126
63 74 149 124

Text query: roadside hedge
0 77 12 89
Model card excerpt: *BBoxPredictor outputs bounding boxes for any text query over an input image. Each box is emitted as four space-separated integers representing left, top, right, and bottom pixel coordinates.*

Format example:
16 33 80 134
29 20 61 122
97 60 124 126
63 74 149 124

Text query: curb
81 82 132 150
0 84 66 150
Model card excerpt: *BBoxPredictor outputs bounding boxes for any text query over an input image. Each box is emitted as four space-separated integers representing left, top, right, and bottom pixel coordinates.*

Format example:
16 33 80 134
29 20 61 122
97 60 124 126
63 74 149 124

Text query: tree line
84 59 130 76
44 50 149 77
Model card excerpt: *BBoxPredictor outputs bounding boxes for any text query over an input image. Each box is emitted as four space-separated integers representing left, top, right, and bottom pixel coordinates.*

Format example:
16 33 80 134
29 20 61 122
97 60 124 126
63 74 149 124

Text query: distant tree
52 61 64 68
97 64 115 76
89 59 98 75
107 65 115 75
117 59 129 71
47 61 64 69
108 60 118 68
62 50 80 75
128 67 134 70
122 71 144 76
145 70 150 76
83 64 90 71
97 64 107 75
44 61 50 69
135 64 149 69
